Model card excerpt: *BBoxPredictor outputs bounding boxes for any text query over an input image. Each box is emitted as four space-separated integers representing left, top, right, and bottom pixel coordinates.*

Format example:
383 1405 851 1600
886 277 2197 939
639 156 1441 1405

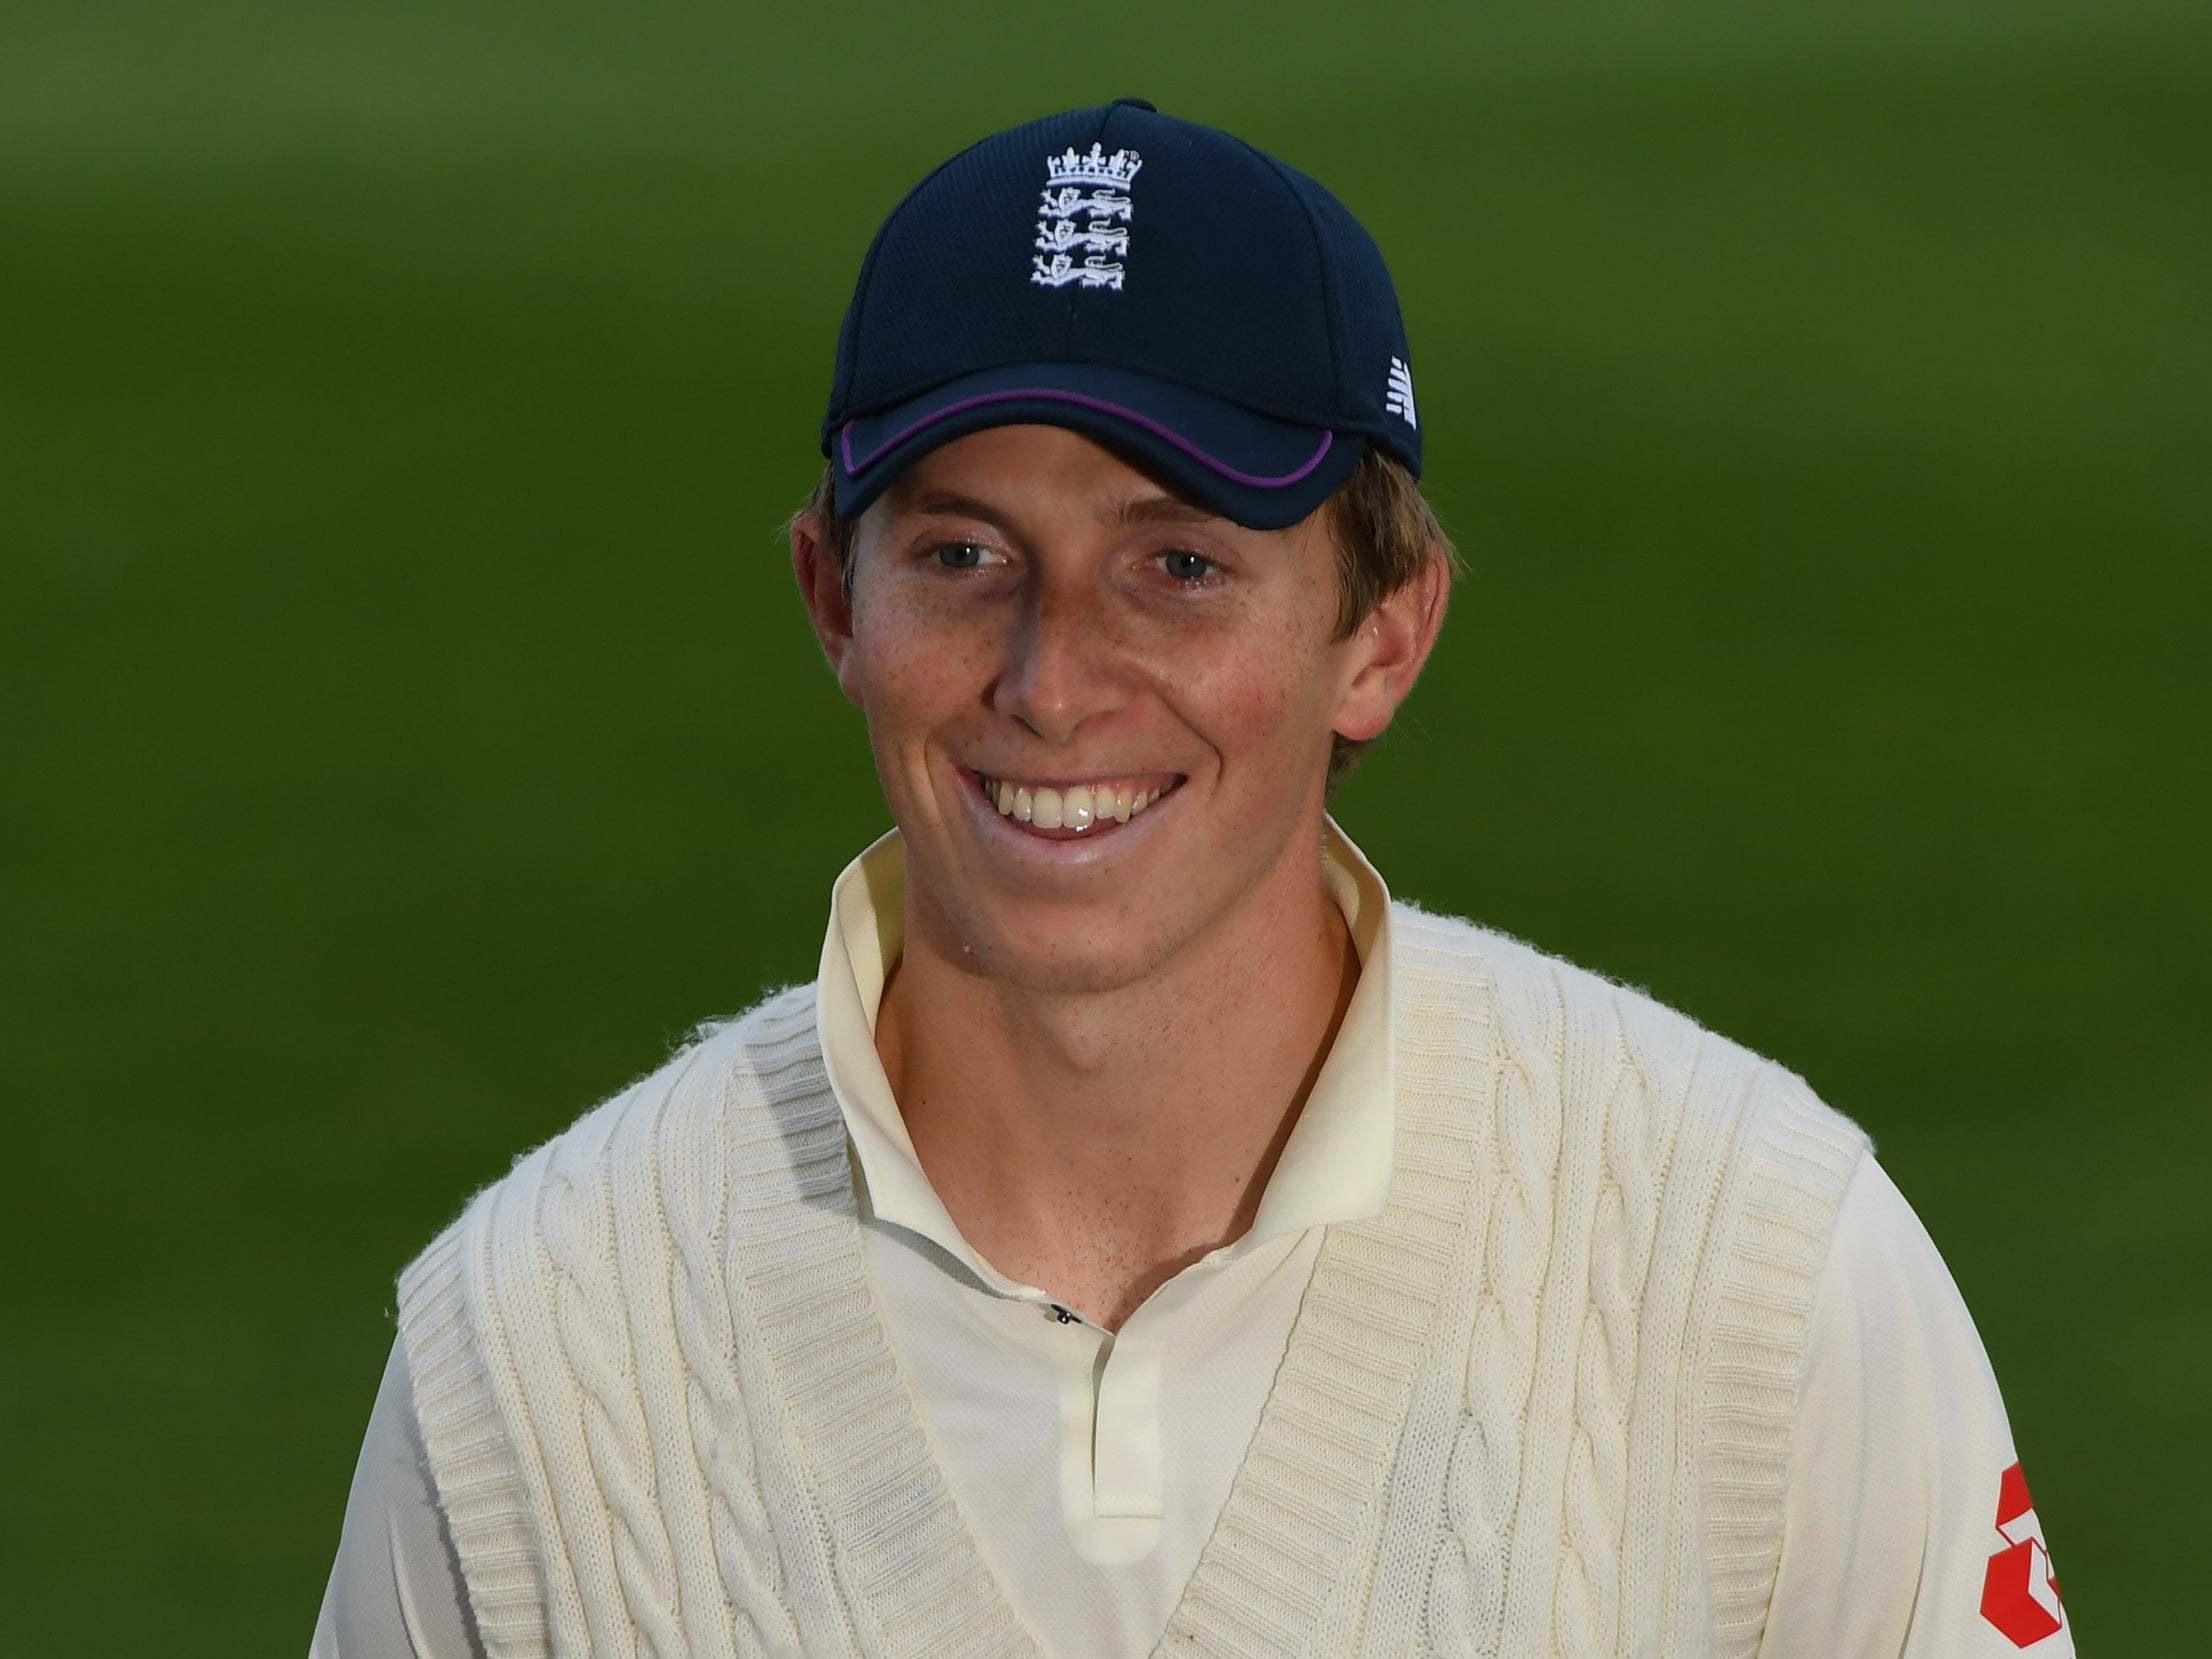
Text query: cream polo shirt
810 825 1393 1619
314 827 2073 1657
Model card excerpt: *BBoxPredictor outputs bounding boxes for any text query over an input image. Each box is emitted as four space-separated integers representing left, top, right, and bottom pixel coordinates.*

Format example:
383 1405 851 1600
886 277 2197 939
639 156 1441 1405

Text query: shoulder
385 983 832 1649
1388 898 1868 1161
398 981 824 1297
1392 903 1882 1642
1809 1156 2000 1395
1767 1155 2069 1654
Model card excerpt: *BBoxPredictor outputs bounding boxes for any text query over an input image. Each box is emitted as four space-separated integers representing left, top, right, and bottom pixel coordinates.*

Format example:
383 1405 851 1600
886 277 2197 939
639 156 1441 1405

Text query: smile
970 770 1182 838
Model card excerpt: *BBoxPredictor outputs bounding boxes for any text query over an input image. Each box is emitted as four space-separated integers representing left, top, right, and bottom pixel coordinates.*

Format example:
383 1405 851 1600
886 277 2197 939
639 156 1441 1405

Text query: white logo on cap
1386 356 1417 428
1031 144 1142 291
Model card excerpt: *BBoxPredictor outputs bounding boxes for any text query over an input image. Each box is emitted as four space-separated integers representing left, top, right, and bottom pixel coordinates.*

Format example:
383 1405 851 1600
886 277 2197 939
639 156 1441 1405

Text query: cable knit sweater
396 903 1867 1657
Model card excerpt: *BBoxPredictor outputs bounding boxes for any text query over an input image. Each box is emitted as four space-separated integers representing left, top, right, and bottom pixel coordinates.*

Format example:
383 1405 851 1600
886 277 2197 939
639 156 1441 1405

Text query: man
316 101 2072 1655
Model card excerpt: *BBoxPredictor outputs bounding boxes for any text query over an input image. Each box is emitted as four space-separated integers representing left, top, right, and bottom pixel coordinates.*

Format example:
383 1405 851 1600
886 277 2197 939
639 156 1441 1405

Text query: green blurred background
5 1 2204 1648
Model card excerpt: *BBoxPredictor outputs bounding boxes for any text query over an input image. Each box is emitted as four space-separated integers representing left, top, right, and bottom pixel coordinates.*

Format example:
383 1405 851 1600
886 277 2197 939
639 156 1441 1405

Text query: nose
990 578 1129 745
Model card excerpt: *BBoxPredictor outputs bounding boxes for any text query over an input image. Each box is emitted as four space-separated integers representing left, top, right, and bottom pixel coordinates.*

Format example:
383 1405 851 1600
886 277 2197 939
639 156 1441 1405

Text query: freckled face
836 425 1368 994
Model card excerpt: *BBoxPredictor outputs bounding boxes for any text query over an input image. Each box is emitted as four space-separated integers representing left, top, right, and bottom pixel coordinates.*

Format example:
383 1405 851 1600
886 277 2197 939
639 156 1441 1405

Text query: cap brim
830 362 1363 532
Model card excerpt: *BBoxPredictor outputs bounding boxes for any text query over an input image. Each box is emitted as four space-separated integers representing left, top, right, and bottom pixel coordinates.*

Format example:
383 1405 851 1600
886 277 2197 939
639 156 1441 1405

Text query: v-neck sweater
395 904 1866 1657
799 822 1396 1646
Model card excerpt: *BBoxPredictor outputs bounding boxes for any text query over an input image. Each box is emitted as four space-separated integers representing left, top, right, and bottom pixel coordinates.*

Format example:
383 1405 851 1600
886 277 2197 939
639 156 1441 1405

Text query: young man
316 102 2071 1656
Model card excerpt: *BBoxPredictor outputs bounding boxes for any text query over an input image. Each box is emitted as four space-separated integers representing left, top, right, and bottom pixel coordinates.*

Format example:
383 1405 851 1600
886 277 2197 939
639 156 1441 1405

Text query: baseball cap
820 99 1422 532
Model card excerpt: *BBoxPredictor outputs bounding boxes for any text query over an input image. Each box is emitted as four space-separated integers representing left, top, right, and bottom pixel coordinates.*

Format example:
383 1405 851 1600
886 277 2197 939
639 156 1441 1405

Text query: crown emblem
1042 144 1143 189
1030 144 1143 292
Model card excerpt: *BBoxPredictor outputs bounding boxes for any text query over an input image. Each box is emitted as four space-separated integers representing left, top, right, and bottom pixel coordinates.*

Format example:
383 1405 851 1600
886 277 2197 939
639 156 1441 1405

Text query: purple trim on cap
840 388 1334 489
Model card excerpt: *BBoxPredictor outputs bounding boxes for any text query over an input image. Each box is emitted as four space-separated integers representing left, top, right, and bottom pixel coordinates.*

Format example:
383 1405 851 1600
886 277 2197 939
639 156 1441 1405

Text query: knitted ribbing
1158 914 1486 1656
399 1218 548 1655
1699 1074 1866 1656
396 906 1867 1658
716 990 1037 1659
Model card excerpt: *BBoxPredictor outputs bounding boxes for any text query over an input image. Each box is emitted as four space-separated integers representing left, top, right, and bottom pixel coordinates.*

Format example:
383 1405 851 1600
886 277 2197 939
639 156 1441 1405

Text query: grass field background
4 2 2205 1648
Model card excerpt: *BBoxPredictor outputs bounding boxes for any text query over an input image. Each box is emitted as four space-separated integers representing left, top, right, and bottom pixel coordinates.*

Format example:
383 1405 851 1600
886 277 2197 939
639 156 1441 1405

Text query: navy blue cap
821 100 1421 531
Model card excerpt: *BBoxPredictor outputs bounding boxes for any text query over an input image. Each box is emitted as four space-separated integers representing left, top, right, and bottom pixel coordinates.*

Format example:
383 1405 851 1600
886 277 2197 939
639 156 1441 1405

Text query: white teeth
983 773 1173 832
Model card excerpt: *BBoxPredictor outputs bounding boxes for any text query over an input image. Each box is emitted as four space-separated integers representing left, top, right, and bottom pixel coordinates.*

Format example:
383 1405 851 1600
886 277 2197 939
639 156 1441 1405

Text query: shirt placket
1090 1322 1164 1520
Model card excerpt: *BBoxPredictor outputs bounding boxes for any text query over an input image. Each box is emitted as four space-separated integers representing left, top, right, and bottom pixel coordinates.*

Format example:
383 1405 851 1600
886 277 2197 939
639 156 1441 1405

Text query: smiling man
315 102 2071 1656
794 420 1431 1342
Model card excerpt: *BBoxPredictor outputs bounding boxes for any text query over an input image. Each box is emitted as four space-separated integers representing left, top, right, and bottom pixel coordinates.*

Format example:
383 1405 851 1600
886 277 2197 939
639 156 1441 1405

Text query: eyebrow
892 489 1013 527
1111 493 1224 529
889 486 1225 531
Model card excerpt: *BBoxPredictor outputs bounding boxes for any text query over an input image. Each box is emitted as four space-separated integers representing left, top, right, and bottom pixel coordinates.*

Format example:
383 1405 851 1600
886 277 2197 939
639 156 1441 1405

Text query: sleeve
310 1335 485 1659
1759 1157 2074 1657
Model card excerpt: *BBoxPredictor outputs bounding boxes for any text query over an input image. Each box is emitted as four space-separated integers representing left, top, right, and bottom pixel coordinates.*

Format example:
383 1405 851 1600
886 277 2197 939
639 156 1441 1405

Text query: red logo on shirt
1980 1461 2064 1647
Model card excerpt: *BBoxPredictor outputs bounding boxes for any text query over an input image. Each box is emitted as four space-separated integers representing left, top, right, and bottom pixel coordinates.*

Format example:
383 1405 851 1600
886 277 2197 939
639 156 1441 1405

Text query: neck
874 825 1357 1329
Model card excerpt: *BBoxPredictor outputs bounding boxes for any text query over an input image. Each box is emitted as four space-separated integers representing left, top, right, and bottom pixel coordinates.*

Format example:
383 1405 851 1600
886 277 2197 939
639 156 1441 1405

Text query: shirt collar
815 819 1397 1297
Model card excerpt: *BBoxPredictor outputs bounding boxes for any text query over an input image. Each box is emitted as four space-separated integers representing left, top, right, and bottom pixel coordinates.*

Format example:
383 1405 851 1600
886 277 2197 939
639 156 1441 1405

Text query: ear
1331 544 1452 745
791 512 864 706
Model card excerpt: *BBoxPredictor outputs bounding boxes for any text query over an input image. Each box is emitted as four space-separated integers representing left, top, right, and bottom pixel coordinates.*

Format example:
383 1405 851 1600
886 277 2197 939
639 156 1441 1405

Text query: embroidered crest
1385 356 1418 428
1031 144 1142 291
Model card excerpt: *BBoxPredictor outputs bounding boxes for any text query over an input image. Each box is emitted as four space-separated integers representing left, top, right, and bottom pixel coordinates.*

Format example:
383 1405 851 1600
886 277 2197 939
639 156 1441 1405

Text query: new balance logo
1385 356 1417 428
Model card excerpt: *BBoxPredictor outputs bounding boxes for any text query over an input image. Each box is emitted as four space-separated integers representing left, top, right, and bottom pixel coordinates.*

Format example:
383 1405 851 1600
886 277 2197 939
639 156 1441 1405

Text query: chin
953 914 1175 997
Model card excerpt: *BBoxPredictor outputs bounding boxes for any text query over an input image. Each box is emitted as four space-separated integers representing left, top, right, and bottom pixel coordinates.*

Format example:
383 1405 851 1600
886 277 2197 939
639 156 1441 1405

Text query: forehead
873 426 1232 533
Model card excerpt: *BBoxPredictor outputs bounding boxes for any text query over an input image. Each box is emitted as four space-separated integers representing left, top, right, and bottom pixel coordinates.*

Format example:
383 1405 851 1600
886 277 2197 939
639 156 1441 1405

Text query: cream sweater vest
397 905 1867 1657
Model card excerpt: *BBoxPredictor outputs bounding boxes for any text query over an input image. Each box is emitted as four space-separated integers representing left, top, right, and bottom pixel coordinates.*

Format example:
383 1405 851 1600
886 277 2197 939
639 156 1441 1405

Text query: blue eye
935 542 990 570
1160 550 1218 583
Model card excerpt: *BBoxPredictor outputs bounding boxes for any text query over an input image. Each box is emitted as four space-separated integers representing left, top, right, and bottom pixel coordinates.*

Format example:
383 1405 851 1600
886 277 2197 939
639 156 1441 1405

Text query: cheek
1160 621 1344 774
845 587 998 723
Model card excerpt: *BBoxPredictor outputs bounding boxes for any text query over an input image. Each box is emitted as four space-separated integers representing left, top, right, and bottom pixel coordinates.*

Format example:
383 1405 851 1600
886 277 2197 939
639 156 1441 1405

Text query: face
795 424 1438 995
